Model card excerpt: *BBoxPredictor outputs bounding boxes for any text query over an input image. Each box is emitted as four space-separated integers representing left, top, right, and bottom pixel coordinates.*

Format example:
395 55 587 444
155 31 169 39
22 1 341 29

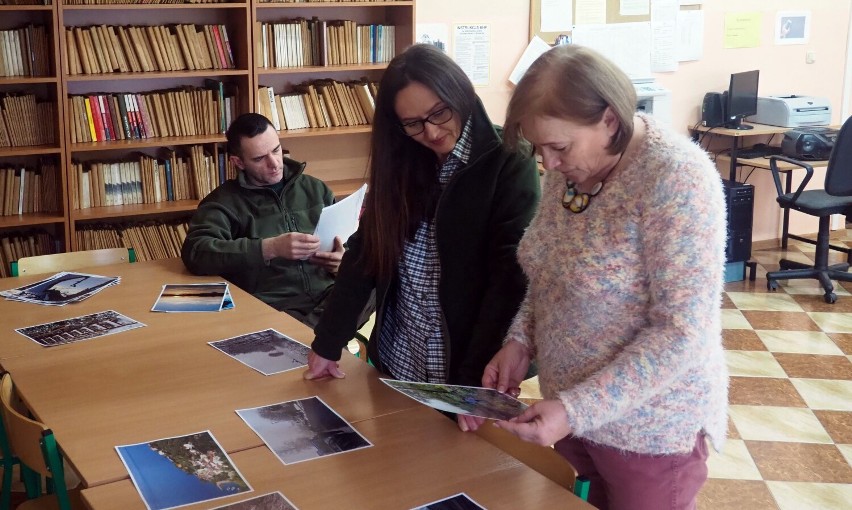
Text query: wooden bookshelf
0 0 414 273
59 0 253 250
252 0 414 193
0 1 69 265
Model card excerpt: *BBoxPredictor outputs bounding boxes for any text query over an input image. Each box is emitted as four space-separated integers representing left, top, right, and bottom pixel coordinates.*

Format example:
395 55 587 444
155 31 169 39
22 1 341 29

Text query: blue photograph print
116 430 251 510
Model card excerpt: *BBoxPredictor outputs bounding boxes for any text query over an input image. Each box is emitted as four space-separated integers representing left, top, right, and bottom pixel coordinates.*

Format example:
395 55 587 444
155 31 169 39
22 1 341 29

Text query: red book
211 25 228 69
98 95 114 141
88 95 105 141
135 93 155 139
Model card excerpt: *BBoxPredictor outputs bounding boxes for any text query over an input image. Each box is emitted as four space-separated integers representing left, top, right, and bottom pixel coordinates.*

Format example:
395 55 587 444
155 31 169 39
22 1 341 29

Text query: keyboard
736 145 783 159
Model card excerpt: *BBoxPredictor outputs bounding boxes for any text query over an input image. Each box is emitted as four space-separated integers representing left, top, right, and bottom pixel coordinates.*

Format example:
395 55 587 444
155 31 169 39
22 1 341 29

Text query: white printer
747 95 831 128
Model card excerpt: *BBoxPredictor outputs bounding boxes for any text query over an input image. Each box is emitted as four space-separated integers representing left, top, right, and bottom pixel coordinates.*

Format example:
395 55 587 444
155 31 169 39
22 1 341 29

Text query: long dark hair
360 44 477 279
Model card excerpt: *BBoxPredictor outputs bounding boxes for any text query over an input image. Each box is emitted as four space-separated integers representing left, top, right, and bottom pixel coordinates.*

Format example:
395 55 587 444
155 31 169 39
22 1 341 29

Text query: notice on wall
572 22 652 80
677 9 704 61
650 0 678 72
416 23 450 54
453 24 490 86
575 0 606 25
724 12 762 49
541 0 573 32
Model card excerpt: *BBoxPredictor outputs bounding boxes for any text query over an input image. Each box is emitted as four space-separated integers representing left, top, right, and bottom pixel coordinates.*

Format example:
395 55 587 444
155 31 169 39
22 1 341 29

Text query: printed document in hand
314 183 367 252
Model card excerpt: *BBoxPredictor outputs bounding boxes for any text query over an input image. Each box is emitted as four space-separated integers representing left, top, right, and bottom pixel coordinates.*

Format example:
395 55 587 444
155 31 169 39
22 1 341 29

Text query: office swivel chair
766 116 852 303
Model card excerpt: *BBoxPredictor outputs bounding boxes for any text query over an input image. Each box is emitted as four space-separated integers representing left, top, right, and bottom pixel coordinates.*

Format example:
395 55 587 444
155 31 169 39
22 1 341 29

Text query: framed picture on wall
775 10 810 45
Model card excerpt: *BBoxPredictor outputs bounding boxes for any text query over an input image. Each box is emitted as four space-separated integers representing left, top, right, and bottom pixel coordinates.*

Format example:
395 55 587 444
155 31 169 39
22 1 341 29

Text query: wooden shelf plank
60 3 248 11
65 69 248 82
69 135 226 152
277 125 371 138
256 62 387 74
71 200 200 221
328 178 366 198
0 146 62 157
0 213 66 229
256 1 413 8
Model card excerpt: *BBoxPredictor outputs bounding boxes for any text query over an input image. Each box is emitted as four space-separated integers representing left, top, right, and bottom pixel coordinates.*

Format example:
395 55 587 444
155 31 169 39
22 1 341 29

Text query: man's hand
262 232 321 261
304 350 345 380
309 237 344 274
494 399 572 446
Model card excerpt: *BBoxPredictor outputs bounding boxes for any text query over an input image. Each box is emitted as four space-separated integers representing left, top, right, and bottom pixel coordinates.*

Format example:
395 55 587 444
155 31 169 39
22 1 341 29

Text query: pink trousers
554 433 709 510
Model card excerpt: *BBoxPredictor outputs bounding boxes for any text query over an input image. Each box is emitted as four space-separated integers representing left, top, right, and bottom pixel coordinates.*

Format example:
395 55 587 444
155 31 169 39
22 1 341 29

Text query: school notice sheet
236 396 371 466
313 183 367 252
411 493 487 510
209 492 298 510
381 379 528 421
208 328 310 376
151 283 234 312
15 310 145 347
0 271 119 306
116 430 251 510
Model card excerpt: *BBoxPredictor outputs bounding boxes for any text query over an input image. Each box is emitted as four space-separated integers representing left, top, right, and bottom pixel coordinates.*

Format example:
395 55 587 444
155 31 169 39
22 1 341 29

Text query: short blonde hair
505 45 636 155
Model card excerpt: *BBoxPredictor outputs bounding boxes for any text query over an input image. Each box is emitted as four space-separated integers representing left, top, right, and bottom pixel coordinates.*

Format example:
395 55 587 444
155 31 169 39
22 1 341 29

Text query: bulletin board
530 0 651 44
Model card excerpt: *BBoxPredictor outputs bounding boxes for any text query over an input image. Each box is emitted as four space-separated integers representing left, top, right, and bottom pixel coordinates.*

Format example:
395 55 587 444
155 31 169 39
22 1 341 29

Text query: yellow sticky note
724 12 762 48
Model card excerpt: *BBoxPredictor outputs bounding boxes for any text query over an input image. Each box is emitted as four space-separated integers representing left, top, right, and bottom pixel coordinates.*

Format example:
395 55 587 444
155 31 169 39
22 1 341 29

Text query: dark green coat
312 106 541 386
181 157 336 318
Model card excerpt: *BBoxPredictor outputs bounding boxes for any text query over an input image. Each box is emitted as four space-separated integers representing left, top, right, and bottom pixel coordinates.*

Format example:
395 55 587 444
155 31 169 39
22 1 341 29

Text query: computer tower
723 180 754 262
701 92 725 127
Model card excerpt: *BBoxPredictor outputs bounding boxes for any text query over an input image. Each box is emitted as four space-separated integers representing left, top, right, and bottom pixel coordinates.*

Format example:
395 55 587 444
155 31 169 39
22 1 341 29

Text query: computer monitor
725 70 759 130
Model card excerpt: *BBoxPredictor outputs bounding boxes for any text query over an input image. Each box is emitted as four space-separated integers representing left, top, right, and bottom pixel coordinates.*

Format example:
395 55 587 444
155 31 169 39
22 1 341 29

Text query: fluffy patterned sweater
509 114 728 455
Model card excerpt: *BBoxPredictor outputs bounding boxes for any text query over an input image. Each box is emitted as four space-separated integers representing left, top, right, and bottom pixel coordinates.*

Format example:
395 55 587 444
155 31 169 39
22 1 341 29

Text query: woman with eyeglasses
478 45 727 510
305 44 540 430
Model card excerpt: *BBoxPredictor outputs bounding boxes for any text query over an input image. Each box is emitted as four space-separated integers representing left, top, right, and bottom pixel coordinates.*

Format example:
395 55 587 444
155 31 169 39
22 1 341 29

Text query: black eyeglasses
399 107 454 136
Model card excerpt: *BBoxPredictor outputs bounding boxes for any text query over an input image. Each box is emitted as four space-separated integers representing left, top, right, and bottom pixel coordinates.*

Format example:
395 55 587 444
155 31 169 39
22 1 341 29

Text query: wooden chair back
474 423 590 500
14 248 133 276
0 374 75 510
0 374 51 478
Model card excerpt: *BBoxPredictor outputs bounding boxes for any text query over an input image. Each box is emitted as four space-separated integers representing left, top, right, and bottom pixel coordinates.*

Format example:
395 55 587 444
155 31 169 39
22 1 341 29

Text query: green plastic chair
0 374 76 510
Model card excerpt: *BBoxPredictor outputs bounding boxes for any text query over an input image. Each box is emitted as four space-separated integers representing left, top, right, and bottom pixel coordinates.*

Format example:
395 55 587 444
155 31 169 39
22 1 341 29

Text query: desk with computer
692 69 838 282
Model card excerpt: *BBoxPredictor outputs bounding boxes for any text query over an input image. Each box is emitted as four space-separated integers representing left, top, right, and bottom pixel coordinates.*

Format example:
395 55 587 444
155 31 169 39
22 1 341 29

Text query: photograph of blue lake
117 431 250 510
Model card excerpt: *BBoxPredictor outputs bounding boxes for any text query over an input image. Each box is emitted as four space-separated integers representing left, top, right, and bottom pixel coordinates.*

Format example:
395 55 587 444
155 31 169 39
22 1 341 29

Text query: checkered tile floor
521 232 852 510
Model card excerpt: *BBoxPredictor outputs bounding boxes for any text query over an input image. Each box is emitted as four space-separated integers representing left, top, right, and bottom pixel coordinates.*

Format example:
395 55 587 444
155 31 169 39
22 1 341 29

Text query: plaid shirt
378 118 473 383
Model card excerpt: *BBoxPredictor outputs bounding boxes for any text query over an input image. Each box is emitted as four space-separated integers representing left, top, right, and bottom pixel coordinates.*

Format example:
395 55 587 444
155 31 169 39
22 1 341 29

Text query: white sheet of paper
509 36 551 85
575 0 606 25
677 9 704 62
541 0 573 32
314 184 367 252
572 22 652 80
620 0 649 16
650 0 678 72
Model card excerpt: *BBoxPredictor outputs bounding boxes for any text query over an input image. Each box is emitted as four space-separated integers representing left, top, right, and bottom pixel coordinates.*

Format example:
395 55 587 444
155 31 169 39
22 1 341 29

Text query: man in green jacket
181 113 363 328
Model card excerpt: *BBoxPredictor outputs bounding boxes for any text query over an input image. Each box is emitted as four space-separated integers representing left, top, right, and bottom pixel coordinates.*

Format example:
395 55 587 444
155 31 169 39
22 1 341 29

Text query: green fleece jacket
312 103 541 386
181 157 336 317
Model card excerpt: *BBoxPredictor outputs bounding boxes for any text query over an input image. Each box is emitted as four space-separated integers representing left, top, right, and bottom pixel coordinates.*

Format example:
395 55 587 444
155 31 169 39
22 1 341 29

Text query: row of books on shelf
0 94 56 148
257 78 376 131
70 146 238 209
75 220 188 262
257 19 394 68
68 83 236 144
0 230 55 279
0 24 50 78
65 23 235 76
0 162 59 216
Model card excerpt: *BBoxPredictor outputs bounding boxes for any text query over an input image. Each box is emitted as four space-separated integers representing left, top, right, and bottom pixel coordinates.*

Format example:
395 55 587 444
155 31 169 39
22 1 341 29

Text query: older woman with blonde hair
480 45 728 510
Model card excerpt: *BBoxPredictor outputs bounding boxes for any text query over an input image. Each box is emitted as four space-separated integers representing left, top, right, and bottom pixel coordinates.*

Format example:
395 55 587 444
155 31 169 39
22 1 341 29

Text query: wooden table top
1 258 417 488
81 406 594 509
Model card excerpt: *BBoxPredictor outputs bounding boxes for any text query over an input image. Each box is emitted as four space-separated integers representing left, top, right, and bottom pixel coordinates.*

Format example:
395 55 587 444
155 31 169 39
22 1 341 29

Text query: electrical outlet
806 51 816 64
